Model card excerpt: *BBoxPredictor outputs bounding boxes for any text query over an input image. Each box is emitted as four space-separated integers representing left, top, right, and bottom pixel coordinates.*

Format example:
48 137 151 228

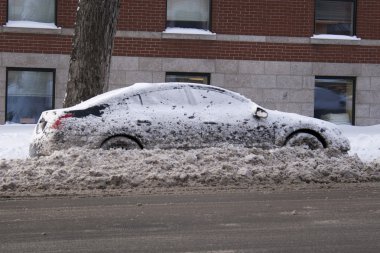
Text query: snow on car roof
70 82 252 110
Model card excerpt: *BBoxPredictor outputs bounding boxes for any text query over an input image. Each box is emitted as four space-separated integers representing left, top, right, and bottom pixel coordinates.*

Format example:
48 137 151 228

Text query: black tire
101 136 141 150
285 132 324 150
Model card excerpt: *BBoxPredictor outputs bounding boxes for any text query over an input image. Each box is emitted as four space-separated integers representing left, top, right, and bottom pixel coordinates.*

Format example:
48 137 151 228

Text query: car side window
190 88 245 107
140 88 189 106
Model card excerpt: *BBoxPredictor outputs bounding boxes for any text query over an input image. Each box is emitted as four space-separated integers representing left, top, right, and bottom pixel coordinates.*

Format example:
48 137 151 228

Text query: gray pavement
0 186 380 252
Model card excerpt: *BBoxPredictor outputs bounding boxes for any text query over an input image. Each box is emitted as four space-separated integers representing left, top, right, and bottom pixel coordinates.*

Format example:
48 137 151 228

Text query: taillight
51 113 74 129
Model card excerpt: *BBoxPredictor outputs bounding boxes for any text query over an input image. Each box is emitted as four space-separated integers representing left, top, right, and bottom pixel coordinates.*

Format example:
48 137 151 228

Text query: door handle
137 120 152 126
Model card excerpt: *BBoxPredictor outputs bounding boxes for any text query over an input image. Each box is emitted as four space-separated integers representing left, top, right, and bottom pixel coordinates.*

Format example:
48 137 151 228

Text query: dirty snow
1 123 380 195
1 146 379 195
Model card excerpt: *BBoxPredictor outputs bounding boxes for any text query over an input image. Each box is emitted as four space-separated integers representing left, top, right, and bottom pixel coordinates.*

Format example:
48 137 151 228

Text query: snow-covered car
29 82 350 157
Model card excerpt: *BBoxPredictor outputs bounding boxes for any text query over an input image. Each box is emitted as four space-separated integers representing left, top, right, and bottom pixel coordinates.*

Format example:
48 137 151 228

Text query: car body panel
30 82 350 157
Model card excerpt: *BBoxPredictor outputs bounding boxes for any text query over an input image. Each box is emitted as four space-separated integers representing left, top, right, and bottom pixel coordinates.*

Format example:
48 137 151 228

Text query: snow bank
0 124 34 159
1 146 379 195
340 125 380 163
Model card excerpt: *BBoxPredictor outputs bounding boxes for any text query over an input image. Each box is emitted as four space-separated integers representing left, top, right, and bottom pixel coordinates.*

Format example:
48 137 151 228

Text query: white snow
311 34 361 40
339 125 380 162
5 21 59 29
0 124 34 159
1 122 380 162
163 27 215 35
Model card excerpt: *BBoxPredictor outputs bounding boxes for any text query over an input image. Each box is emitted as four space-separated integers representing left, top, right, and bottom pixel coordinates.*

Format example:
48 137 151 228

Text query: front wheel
101 136 141 150
285 132 324 150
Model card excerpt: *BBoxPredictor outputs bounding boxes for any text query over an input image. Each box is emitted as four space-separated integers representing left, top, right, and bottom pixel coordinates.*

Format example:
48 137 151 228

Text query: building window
314 77 355 125
315 0 355 36
165 72 210 85
7 0 56 24
166 0 211 30
6 68 55 124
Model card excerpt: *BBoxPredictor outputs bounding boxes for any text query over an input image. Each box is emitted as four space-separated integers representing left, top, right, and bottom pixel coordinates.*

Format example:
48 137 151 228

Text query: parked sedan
30 82 350 157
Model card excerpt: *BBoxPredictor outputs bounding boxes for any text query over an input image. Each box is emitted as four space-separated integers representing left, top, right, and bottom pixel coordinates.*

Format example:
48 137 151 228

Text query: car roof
70 82 251 110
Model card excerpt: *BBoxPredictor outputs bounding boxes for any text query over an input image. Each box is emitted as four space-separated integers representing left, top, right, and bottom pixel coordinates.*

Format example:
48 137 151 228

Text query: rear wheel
101 136 141 150
285 132 324 150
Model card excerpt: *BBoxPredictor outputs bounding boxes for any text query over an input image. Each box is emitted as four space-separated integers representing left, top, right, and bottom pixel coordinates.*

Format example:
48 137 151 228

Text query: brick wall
0 33 72 54
119 0 166 31
1 1 380 39
57 0 77 28
0 32 379 64
115 38 380 64
0 0 6 26
212 0 314 37
357 0 380 39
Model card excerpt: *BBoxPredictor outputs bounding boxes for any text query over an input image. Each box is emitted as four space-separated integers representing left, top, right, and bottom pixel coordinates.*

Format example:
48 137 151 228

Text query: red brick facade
0 0 379 63
56 0 77 28
357 0 380 40
212 0 314 37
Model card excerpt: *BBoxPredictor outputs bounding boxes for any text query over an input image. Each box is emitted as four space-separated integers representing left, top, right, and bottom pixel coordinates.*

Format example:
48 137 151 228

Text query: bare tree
63 0 120 107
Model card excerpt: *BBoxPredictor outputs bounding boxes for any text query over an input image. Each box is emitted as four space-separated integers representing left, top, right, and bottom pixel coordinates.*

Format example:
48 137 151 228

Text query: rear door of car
137 87 201 149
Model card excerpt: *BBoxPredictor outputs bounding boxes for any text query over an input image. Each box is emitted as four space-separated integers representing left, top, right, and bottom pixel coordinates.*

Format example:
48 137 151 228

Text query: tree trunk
63 0 120 107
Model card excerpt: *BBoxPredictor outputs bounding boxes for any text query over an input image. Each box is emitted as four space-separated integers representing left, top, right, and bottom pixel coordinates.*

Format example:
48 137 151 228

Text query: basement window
314 77 355 125
166 72 210 85
166 0 211 30
315 0 356 36
6 68 55 124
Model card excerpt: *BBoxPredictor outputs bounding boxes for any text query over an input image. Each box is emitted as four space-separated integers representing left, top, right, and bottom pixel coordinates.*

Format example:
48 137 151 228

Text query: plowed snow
1 146 379 195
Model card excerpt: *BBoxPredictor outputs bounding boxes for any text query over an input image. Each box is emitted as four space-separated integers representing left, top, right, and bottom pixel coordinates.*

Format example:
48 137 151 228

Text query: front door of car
188 87 273 147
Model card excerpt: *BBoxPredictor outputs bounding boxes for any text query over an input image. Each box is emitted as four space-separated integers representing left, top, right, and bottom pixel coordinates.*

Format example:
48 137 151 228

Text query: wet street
1 186 380 252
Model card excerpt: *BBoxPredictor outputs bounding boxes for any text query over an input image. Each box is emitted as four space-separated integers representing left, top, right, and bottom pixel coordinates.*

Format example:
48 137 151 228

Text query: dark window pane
167 0 210 30
166 73 210 85
6 70 54 124
314 77 354 125
315 0 354 36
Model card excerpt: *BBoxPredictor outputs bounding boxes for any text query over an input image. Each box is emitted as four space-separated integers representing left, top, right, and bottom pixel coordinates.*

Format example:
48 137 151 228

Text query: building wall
1 53 379 126
0 1 380 125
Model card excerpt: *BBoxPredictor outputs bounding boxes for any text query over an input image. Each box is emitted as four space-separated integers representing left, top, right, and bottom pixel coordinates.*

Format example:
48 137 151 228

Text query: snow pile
340 125 380 162
1 146 379 195
0 124 34 159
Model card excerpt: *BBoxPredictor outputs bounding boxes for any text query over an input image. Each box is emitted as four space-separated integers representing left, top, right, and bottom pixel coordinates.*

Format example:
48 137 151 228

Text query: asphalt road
0 186 380 253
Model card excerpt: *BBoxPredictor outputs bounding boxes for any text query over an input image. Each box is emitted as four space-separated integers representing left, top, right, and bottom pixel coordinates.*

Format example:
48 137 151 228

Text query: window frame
165 72 211 85
6 0 58 25
314 76 356 125
314 0 357 36
5 67 56 124
165 0 212 31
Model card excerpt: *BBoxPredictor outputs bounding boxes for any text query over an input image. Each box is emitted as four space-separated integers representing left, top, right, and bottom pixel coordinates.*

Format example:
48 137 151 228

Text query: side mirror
255 107 268 119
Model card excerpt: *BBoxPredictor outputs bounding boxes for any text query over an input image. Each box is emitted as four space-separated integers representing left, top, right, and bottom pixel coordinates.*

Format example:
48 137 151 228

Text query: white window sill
163 27 215 35
5 21 60 29
162 28 216 40
311 34 362 45
311 34 361 41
